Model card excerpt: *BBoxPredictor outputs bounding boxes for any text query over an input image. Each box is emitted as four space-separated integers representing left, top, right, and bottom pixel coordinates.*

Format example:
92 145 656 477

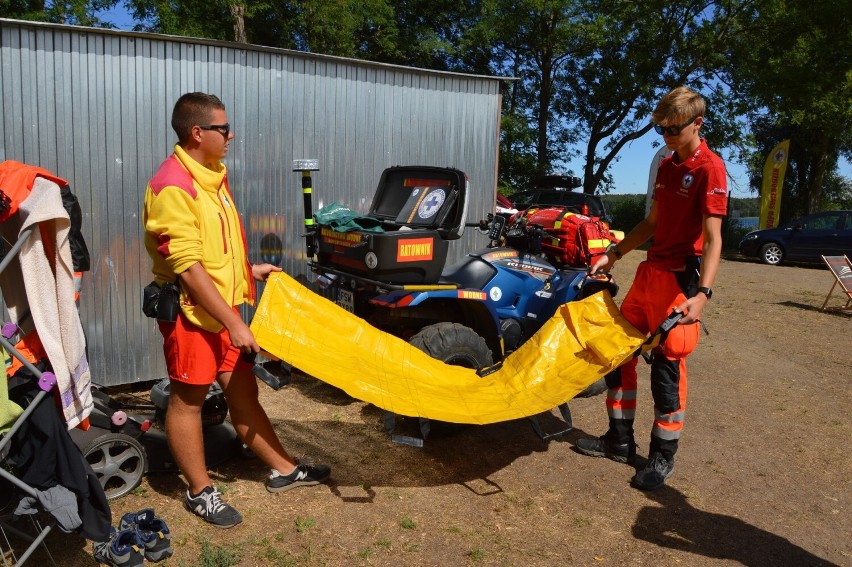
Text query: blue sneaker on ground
92 528 144 567
266 462 331 493
119 508 173 562
185 486 243 528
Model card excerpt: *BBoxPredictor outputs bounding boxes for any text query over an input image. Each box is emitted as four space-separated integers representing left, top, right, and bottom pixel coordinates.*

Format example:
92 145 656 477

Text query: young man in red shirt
576 86 727 490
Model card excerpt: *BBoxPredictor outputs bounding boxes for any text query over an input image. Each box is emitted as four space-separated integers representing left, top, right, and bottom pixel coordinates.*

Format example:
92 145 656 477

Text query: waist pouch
142 281 180 322
674 256 701 298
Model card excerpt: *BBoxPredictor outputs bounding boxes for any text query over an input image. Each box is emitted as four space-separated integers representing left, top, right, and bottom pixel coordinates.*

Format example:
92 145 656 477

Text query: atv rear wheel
409 322 493 369
405 323 492 437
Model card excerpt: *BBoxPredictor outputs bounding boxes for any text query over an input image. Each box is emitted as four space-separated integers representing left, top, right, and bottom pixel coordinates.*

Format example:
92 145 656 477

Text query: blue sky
604 134 851 198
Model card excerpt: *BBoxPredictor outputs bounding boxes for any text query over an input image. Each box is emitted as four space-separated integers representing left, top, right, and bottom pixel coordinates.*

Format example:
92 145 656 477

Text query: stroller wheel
83 432 148 500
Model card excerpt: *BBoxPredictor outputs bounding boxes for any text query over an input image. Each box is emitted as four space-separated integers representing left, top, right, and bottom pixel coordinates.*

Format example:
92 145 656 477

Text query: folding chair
820 255 852 312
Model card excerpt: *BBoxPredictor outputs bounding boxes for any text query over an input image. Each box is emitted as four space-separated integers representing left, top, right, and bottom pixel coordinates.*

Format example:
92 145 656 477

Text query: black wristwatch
697 286 712 299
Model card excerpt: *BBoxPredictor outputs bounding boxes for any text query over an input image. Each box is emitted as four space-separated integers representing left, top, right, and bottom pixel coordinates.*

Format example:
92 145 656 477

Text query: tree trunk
806 134 832 214
231 4 247 43
536 63 552 176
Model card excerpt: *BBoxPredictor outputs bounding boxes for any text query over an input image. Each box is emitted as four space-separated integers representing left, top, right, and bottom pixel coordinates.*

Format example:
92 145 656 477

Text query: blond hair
652 86 705 124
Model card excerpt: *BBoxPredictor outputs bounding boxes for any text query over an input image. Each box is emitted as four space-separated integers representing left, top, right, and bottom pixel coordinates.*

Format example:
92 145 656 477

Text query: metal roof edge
0 18 518 83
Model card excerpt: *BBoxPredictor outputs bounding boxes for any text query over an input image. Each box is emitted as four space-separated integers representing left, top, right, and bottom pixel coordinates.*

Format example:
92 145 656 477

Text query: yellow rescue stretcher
251 272 667 426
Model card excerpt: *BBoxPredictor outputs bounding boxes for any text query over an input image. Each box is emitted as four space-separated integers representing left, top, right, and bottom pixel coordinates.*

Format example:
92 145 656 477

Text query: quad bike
296 162 618 444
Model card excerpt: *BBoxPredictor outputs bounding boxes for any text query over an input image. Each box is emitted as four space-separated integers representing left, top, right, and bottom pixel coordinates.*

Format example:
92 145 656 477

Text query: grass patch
572 516 591 528
199 539 241 567
295 516 316 533
376 538 392 549
399 517 416 530
467 548 486 561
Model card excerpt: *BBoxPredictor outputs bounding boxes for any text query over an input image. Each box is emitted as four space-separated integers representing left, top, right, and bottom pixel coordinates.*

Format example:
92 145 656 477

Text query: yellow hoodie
143 145 253 332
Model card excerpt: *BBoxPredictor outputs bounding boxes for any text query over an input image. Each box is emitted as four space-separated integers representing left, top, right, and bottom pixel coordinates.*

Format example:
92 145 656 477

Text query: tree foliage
1 0 115 26
723 0 852 214
4 0 850 211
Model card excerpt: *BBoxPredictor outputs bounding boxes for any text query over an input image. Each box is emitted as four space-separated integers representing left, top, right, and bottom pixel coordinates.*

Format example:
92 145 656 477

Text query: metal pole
292 159 320 260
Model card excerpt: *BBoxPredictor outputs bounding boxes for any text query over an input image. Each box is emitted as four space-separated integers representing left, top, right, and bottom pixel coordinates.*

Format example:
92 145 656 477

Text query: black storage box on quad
315 166 469 284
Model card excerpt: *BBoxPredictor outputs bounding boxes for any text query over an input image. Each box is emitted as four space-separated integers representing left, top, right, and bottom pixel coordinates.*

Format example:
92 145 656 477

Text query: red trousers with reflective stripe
607 261 699 448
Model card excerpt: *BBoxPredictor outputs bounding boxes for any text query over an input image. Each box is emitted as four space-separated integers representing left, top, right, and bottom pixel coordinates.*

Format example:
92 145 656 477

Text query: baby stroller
0 160 111 564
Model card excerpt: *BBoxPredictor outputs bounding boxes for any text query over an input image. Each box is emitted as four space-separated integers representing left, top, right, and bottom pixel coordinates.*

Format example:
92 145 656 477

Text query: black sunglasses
653 115 699 136
199 123 231 138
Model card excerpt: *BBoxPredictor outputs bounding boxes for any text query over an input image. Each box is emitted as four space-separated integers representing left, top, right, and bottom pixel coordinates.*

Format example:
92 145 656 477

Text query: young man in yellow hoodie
144 92 330 528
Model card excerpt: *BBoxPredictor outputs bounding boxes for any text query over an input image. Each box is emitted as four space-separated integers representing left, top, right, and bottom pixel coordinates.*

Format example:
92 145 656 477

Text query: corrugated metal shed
0 19 504 387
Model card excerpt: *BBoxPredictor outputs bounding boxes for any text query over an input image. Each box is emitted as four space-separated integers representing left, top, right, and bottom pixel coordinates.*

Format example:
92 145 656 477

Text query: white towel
5 177 92 429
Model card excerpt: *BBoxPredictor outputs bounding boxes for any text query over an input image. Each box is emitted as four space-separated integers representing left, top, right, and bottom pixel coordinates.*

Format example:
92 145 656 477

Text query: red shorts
158 308 252 385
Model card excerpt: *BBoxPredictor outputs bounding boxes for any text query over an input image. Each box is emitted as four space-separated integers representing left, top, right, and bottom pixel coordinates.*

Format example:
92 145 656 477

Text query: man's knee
167 380 210 413
605 368 622 389
650 354 681 414
218 369 259 401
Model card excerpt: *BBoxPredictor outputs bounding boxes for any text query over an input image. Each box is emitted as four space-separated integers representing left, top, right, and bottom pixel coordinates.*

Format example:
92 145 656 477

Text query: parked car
738 210 852 265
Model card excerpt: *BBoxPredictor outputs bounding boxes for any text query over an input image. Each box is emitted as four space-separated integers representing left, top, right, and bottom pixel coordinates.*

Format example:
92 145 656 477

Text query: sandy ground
17 252 852 566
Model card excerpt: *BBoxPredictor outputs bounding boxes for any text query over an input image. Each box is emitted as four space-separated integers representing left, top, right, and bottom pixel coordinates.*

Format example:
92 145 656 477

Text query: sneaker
575 435 636 464
93 528 144 567
184 486 243 528
632 452 675 490
266 463 331 493
119 508 173 562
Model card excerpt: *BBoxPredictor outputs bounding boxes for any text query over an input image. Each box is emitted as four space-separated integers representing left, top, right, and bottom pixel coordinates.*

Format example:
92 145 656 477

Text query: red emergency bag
522 206 616 267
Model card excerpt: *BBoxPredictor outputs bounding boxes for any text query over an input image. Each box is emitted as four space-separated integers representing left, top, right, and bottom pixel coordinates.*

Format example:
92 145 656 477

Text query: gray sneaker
632 453 675 490
266 463 331 493
92 528 144 566
184 486 243 528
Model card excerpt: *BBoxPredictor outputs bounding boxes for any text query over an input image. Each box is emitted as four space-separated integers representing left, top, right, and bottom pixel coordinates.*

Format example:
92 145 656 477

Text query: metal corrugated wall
0 20 503 387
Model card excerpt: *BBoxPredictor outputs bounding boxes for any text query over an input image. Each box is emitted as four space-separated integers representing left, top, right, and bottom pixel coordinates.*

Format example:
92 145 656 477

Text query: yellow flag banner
759 140 790 229
251 272 650 425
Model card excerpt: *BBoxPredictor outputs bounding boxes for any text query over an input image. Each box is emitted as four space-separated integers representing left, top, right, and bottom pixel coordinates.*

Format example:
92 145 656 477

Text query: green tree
724 0 852 214
560 0 748 194
1 0 116 26
473 0 594 184
474 0 750 195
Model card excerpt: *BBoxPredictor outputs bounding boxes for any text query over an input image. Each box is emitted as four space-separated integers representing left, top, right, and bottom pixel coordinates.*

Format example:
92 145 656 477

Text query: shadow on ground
142 386 593 505
633 485 837 566
778 300 851 317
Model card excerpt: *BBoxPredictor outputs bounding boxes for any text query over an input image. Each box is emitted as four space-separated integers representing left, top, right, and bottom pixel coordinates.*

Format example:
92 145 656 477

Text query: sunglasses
653 115 699 136
199 123 231 138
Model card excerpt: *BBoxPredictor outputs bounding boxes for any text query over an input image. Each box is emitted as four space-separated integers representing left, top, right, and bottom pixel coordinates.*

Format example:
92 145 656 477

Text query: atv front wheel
409 322 493 369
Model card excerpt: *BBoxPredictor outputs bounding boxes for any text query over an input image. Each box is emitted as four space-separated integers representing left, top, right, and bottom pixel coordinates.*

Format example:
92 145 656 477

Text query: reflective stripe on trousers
605 262 699 453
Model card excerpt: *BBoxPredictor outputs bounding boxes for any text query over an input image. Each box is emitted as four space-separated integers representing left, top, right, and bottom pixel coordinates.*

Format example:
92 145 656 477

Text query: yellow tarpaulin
251 272 648 425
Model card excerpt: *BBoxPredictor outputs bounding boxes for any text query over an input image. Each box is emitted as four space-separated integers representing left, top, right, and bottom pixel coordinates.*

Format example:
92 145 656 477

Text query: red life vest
0 160 69 222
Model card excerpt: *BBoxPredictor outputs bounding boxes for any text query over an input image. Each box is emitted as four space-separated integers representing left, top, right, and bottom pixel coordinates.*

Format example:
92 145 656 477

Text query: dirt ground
38 252 852 565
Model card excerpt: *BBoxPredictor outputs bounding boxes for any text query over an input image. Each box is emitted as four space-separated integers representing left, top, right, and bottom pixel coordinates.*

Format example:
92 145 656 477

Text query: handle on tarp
476 361 503 377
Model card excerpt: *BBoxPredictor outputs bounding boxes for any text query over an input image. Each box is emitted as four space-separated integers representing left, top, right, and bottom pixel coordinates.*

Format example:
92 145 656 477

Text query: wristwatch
697 286 712 299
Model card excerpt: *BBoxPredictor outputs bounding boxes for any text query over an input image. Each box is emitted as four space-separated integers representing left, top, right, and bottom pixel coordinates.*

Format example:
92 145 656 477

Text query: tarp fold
251 272 648 425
